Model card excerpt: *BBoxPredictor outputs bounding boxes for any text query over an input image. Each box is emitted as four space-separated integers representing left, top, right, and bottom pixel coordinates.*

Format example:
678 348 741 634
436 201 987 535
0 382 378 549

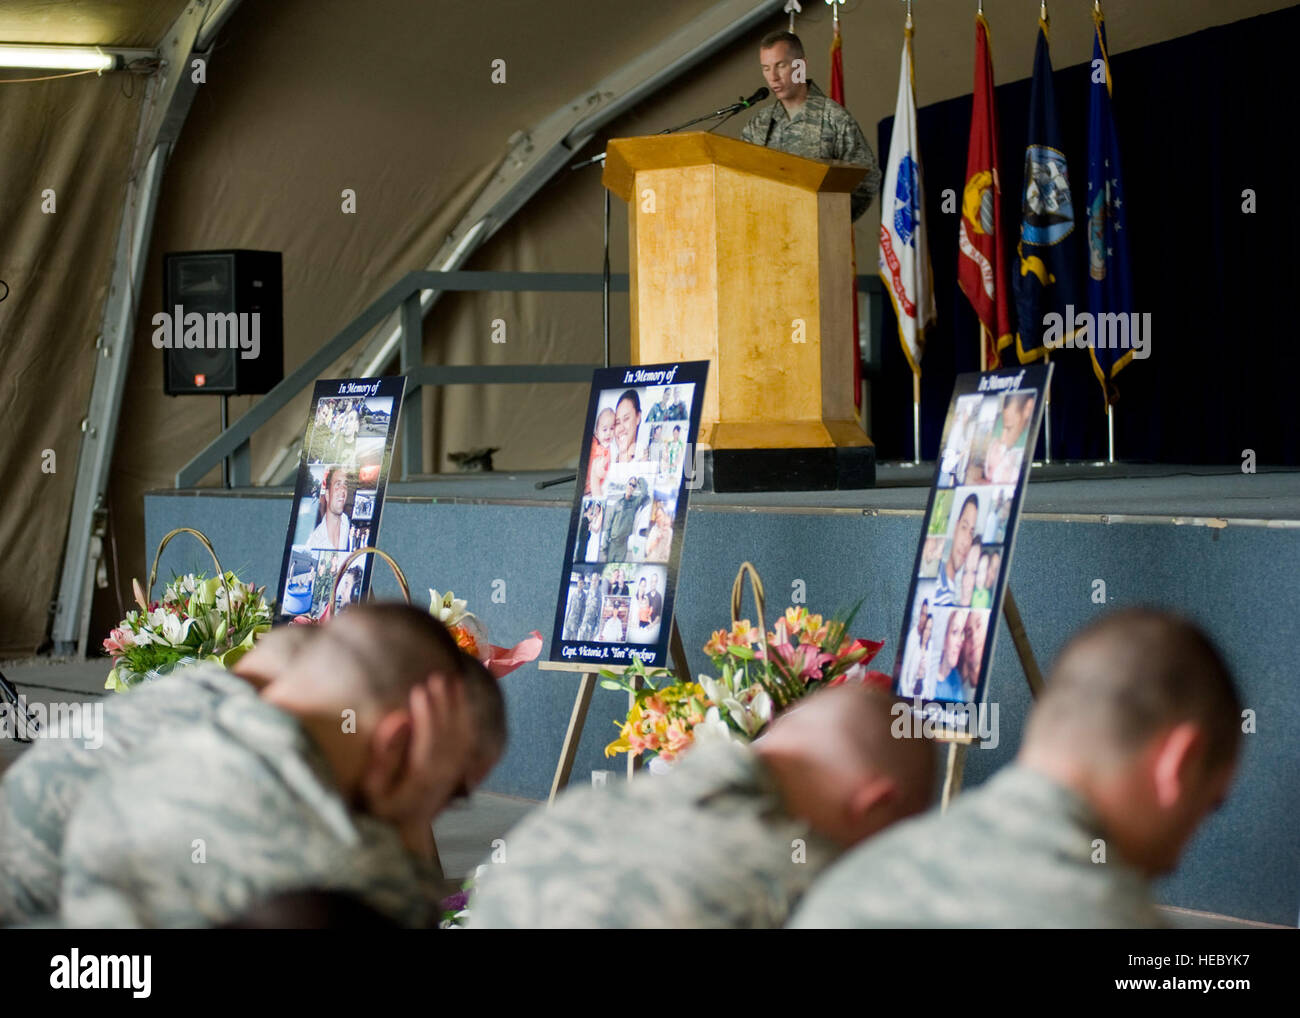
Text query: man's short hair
326 603 464 707
1028 608 1241 771
760 30 804 59
326 603 506 760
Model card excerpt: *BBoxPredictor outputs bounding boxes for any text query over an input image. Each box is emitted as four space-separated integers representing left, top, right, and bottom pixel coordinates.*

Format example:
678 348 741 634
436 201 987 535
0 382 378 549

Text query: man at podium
741 31 882 221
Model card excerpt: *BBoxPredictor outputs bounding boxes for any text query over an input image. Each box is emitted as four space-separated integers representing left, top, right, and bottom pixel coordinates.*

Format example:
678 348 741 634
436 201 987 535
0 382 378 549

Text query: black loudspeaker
162 250 283 395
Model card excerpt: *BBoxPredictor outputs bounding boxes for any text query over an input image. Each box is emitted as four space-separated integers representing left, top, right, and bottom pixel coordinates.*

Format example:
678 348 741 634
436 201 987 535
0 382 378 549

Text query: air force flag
878 27 935 375
1086 8 1134 405
1013 17 1079 364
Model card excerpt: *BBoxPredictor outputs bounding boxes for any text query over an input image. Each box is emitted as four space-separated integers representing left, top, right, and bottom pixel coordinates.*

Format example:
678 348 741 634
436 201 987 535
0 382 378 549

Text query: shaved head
1025 608 1240 772
1021 608 1241 875
755 686 937 846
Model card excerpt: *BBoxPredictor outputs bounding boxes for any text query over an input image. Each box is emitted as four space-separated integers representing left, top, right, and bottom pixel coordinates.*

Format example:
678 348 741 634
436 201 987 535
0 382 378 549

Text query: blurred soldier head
262 604 505 825
753 685 936 848
1020 608 1240 876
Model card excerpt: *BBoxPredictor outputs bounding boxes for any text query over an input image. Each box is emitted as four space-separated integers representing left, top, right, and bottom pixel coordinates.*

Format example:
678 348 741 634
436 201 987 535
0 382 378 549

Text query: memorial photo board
893 365 1052 728
550 361 709 669
274 376 405 622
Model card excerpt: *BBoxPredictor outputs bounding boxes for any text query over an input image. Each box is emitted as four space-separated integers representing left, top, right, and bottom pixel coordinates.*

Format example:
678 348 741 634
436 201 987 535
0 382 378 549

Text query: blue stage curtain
874 5 1300 465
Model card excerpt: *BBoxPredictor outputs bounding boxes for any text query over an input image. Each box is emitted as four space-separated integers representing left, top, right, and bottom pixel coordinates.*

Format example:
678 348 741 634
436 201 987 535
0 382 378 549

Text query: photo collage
894 369 1050 706
552 363 708 666
275 379 404 622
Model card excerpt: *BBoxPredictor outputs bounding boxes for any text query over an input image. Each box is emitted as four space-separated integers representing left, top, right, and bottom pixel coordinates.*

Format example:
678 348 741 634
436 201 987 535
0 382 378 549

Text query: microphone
715 87 769 116
657 88 771 135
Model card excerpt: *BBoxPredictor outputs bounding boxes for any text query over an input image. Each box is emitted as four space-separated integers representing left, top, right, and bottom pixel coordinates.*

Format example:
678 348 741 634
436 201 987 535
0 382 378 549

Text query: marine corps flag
1086 7 1134 405
957 13 1013 368
879 22 935 375
1013 15 1079 364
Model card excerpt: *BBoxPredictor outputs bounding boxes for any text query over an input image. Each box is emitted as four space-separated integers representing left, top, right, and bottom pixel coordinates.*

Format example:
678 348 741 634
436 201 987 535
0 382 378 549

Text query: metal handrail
174 270 629 487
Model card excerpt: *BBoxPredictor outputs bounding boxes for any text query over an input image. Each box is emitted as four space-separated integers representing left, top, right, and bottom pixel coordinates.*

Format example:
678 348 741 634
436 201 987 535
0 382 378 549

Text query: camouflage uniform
0 662 252 924
788 765 1162 928
741 81 882 221
55 684 442 928
468 739 840 928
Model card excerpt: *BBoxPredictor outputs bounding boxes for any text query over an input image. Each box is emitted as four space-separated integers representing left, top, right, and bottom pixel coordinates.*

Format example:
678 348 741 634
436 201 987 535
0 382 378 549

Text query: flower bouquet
103 527 273 692
602 562 891 766
104 572 273 692
428 589 542 679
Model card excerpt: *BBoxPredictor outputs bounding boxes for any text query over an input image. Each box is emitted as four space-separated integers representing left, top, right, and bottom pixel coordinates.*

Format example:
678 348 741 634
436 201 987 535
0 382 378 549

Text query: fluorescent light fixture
0 44 118 72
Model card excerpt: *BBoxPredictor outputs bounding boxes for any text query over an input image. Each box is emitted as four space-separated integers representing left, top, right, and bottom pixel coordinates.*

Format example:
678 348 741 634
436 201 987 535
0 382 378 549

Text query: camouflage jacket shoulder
0 660 255 925
740 81 881 219
469 739 840 929
58 691 442 928
789 764 1161 929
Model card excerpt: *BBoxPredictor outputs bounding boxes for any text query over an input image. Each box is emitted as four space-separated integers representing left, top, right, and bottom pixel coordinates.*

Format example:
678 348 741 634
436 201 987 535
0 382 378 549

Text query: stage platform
144 463 1300 926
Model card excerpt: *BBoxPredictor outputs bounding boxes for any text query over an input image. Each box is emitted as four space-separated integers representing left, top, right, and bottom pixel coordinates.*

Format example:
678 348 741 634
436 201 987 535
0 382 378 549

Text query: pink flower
102 626 134 656
769 641 834 682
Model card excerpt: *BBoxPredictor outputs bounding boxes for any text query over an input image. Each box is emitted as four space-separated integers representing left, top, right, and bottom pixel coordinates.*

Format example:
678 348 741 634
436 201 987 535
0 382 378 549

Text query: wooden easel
538 617 693 804
939 588 1045 809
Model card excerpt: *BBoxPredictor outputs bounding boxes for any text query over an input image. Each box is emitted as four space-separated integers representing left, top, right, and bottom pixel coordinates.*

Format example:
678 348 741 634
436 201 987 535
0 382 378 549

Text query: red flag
957 13 1013 367
830 19 863 410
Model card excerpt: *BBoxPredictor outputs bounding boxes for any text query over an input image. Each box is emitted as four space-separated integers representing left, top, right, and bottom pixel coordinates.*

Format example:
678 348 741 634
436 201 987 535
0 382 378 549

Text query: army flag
1086 7 1134 405
957 13 1013 368
878 24 936 375
829 15 863 410
1013 16 1079 364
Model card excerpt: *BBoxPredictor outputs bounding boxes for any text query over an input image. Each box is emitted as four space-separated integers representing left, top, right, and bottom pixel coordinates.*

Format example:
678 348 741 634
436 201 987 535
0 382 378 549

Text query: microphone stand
536 97 760 490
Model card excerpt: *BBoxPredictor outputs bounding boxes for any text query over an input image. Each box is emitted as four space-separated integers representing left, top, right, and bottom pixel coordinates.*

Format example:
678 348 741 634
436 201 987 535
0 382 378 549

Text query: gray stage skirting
145 465 1300 926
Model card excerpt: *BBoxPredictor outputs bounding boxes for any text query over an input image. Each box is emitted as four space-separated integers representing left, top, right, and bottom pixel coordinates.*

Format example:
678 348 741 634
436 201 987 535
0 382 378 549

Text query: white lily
693 706 744 747
698 673 726 705
159 612 195 647
722 688 773 738
428 588 469 626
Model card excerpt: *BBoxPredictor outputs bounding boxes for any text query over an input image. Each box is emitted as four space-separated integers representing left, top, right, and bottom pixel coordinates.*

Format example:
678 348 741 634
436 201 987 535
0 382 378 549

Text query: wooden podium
603 132 875 491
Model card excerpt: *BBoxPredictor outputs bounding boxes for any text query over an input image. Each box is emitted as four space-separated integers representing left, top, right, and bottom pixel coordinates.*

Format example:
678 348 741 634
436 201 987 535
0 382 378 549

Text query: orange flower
703 629 730 658
448 623 480 658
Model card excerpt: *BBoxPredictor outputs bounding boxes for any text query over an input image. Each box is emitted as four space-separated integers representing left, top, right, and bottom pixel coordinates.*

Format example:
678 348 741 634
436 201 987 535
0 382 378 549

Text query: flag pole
1107 402 1115 464
912 373 921 464
1043 352 1053 463
909 0 918 465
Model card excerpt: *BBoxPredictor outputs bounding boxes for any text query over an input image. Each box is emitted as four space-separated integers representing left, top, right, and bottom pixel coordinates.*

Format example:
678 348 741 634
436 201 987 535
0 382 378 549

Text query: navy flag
1013 16 1079 364
1086 7 1134 406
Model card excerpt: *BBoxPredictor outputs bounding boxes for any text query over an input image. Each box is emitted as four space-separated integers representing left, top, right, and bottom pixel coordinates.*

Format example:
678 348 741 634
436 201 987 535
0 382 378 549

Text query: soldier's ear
847 775 898 834
369 711 412 782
